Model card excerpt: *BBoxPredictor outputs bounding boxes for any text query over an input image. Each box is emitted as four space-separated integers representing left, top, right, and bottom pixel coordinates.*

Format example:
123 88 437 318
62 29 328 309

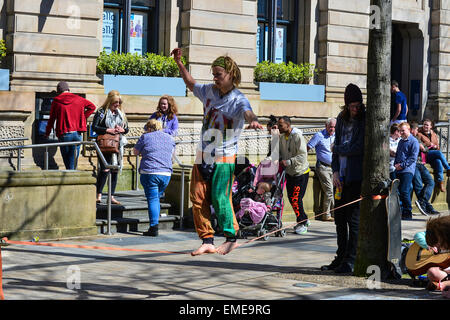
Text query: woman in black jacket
92 90 129 204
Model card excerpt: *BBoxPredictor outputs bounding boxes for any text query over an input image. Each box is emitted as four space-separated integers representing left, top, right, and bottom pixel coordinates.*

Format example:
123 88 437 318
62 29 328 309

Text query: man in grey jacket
277 116 311 235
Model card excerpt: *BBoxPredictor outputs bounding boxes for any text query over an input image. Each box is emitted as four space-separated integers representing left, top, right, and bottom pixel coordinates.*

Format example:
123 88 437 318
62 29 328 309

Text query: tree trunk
354 0 393 278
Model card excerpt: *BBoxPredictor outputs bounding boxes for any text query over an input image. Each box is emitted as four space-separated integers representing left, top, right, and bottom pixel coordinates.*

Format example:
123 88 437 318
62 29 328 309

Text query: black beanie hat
344 83 363 106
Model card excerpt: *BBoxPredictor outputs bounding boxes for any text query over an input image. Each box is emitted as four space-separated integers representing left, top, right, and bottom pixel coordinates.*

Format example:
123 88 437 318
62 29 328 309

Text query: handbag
96 133 120 154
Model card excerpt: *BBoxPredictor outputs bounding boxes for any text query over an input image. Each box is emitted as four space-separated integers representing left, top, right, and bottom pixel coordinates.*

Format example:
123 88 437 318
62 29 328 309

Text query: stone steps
95 190 180 234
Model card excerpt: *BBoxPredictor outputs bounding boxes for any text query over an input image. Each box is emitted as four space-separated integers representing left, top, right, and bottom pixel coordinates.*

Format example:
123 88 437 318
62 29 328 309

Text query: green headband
211 56 227 69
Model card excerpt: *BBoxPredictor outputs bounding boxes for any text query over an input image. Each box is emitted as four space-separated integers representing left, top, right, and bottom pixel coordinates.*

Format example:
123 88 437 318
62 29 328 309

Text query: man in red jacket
45 81 96 169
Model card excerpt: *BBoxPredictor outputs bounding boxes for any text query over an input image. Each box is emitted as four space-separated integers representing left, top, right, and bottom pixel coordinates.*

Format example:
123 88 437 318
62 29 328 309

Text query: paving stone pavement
0 213 447 305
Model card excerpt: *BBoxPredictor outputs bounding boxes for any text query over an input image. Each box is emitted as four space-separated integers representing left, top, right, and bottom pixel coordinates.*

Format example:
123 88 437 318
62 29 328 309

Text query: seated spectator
410 122 439 216
416 119 450 192
133 119 176 236
414 215 450 297
146 95 179 136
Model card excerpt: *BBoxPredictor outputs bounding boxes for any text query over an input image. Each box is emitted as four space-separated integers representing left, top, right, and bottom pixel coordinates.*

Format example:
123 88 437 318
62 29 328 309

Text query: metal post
17 148 21 172
44 147 49 170
447 116 450 161
135 155 140 190
180 167 185 230
107 170 112 235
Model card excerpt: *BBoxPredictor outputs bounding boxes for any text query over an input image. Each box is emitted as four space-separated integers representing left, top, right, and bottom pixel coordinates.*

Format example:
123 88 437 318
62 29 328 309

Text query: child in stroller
234 158 286 240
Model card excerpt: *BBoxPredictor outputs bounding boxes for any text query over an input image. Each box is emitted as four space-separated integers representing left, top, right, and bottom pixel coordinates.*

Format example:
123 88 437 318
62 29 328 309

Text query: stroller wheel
257 229 269 241
276 229 286 237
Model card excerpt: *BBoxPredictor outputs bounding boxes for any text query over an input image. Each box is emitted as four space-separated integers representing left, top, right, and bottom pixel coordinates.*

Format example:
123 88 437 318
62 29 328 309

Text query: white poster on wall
275 26 285 64
130 13 144 54
102 10 119 53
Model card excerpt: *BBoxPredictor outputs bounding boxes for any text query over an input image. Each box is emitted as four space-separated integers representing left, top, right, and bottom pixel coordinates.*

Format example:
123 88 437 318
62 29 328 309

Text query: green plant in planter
254 60 320 85
0 39 6 66
96 50 186 77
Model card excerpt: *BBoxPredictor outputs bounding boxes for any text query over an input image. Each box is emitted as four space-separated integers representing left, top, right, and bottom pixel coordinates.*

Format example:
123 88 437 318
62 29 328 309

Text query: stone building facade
0 0 448 177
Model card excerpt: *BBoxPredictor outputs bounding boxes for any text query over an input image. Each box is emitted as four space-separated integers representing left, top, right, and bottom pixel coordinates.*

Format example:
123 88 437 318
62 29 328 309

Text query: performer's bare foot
216 240 238 255
191 244 216 256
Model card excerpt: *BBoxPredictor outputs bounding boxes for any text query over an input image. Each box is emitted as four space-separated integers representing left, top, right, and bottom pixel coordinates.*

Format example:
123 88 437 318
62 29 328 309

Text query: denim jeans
413 163 435 206
397 172 413 217
58 132 82 170
140 174 171 227
426 150 450 182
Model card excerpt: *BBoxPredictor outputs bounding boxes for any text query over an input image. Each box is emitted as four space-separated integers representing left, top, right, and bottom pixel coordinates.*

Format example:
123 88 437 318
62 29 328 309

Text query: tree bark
354 0 393 278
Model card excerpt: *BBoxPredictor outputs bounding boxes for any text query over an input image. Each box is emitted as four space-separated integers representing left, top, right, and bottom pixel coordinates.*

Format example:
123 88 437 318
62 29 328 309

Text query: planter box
103 74 186 96
0 69 9 90
259 82 325 102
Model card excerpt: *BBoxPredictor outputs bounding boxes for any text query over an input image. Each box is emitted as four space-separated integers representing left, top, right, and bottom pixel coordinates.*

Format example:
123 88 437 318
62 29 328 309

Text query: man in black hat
45 81 96 169
321 83 366 274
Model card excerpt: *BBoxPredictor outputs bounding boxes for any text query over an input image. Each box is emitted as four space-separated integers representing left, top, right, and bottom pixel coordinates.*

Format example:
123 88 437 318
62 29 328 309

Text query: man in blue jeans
45 81 96 169
394 122 419 220
410 122 440 215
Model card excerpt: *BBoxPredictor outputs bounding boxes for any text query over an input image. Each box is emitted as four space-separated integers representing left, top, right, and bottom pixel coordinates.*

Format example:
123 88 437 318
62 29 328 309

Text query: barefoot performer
171 48 263 256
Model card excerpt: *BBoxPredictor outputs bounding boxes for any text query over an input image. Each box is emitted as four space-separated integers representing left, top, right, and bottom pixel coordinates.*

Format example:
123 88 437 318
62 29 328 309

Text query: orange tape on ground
0 247 4 300
1 238 190 255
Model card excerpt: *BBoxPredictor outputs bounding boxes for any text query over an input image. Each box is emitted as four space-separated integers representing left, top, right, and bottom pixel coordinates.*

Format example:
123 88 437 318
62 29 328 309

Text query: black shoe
321 257 342 271
401 213 413 220
143 225 159 237
334 262 354 274
426 206 440 215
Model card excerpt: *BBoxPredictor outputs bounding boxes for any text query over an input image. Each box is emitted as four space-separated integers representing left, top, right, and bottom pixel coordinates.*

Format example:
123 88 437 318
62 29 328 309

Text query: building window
257 0 298 64
103 0 157 55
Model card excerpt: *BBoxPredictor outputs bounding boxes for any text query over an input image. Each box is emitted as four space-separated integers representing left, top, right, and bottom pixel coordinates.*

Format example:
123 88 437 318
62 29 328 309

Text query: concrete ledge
0 171 97 240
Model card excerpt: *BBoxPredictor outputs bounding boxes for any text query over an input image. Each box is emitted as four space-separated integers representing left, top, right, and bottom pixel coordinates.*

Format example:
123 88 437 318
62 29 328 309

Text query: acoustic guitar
405 242 450 276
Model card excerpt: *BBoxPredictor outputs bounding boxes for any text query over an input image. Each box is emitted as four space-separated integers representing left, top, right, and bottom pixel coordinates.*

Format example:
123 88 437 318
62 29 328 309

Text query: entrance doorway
391 23 425 121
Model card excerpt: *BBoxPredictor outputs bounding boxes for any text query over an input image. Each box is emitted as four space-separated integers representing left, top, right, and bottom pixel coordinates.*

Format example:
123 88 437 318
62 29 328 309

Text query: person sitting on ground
413 215 450 297
146 95 179 136
410 122 439 216
133 119 175 237
416 119 450 192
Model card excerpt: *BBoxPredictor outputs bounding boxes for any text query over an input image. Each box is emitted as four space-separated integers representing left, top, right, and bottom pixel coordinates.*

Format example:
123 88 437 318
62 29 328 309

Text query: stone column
5 0 104 94
318 0 370 103
429 0 450 120
180 0 258 94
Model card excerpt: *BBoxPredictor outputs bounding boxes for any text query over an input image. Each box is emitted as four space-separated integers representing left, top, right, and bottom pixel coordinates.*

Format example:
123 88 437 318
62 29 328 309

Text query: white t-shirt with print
193 83 252 159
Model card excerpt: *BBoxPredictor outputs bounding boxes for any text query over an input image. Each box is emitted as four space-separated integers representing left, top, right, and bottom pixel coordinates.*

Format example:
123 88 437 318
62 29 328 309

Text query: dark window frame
257 0 298 64
103 0 158 54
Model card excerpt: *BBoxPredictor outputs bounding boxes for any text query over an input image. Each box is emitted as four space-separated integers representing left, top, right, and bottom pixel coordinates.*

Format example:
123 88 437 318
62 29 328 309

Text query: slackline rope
0 195 366 300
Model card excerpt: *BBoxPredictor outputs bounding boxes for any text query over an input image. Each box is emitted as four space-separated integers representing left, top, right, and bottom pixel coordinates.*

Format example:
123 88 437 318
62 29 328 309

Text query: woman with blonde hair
92 90 129 204
147 95 179 136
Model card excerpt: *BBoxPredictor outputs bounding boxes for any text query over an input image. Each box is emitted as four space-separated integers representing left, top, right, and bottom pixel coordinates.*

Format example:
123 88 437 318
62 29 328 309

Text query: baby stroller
234 159 286 241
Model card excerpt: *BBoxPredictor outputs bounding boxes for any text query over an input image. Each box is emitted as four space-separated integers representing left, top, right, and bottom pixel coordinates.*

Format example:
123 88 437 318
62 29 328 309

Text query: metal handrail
0 140 119 235
0 127 323 234
0 137 29 143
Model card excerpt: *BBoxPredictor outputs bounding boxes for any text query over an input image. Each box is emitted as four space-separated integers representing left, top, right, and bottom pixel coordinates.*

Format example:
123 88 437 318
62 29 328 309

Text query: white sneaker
294 223 308 235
